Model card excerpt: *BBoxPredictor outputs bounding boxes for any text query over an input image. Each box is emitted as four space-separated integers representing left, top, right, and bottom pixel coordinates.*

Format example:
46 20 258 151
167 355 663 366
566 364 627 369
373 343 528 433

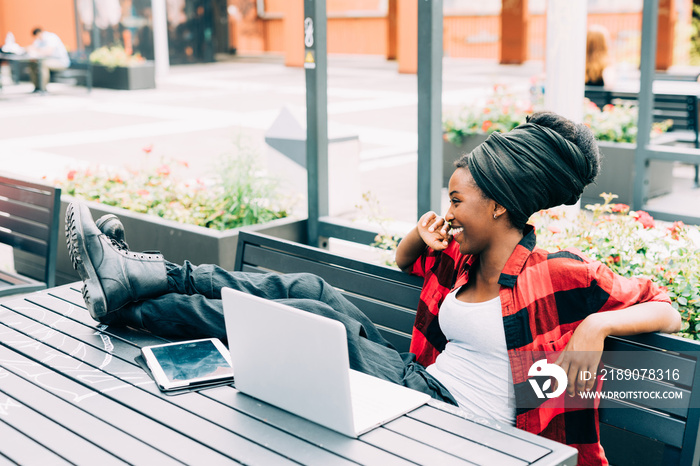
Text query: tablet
141 338 234 392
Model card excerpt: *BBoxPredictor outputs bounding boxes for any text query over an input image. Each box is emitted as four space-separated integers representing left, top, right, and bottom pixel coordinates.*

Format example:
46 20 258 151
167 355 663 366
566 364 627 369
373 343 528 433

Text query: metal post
634 0 658 210
416 0 443 218
73 0 83 53
304 0 328 246
92 0 99 52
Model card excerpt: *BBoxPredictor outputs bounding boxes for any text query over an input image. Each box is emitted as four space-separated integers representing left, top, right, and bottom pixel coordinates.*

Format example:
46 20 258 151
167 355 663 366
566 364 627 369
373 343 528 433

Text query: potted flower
442 85 531 186
89 46 156 90
531 193 700 340
15 144 304 285
580 99 675 206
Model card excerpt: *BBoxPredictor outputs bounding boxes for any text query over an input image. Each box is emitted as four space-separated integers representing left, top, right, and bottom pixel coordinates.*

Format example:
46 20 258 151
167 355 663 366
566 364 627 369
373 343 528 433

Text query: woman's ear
493 203 508 220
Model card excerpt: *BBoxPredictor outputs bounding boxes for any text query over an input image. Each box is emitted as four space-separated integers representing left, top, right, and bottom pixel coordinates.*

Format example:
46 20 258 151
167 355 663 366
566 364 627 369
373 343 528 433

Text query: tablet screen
148 339 233 385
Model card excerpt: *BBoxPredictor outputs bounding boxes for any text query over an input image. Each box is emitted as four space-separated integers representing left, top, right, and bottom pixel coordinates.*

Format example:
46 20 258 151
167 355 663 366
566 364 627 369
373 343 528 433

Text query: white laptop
221 287 431 438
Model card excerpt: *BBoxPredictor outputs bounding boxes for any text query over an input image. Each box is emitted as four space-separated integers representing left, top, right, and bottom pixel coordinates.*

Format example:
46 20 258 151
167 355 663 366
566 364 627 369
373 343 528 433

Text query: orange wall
443 15 499 60
263 18 284 53
327 17 386 55
0 0 77 51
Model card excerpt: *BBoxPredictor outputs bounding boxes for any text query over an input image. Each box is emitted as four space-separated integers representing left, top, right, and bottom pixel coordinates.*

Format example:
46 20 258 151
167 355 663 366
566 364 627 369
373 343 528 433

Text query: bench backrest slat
0 175 61 288
234 231 700 465
599 400 687 448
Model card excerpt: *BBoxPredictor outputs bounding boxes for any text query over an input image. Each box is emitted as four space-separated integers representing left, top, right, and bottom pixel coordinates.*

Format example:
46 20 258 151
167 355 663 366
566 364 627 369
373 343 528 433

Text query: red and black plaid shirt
408 225 670 466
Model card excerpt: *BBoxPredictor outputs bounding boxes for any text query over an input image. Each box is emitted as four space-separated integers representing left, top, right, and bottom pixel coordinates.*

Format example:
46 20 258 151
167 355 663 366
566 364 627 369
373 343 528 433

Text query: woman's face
444 168 497 256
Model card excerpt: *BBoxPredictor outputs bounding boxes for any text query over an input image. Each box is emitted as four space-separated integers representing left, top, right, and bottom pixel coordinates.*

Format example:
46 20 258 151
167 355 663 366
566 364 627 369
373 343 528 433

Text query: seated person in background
65 111 680 465
585 24 615 87
26 27 70 92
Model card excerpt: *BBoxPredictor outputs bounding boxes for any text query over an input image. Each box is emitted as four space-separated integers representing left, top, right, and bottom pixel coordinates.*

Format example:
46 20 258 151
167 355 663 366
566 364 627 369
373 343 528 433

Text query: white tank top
426 289 516 425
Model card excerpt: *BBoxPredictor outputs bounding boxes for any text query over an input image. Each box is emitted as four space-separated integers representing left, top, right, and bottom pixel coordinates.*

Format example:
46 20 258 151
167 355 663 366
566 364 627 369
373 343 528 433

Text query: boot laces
108 237 130 251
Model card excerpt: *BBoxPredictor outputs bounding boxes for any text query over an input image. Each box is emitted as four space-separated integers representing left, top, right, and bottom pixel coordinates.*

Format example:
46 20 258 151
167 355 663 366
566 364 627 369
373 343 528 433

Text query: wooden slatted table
0 284 578 465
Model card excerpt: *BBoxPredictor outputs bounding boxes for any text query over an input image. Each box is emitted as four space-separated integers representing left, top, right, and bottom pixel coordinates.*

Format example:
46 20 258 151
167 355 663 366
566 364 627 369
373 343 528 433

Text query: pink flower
156 164 171 176
548 225 562 234
67 170 77 181
610 203 629 213
142 144 153 154
482 120 493 132
137 189 150 196
668 221 684 240
634 210 655 229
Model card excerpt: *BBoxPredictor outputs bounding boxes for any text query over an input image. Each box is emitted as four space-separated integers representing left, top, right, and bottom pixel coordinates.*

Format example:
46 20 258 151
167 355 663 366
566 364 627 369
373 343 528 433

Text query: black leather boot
65 202 168 320
95 214 128 249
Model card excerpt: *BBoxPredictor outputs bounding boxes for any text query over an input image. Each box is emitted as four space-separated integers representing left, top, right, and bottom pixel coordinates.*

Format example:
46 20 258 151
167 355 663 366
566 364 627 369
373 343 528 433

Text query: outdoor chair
0 174 61 297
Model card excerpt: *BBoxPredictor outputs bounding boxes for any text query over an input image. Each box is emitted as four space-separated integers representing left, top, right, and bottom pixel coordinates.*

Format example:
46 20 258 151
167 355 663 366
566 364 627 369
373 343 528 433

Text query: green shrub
532 194 700 340
58 143 291 231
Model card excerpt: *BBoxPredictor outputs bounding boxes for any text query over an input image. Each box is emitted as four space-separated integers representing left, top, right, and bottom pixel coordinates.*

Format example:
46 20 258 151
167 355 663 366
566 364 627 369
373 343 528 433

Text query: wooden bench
234 230 700 466
0 175 61 297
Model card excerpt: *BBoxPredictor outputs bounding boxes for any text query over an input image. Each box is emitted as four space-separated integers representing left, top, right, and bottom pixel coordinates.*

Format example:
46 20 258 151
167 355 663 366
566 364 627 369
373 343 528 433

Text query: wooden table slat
0 353 182 465
361 427 478 465
0 419 72 466
0 390 125 465
408 406 552 463
384 416 529 466
0 340 238 465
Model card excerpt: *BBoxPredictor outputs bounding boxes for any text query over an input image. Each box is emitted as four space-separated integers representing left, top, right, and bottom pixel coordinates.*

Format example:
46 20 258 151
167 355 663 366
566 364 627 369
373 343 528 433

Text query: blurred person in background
26 27 70 93
585 25 616 87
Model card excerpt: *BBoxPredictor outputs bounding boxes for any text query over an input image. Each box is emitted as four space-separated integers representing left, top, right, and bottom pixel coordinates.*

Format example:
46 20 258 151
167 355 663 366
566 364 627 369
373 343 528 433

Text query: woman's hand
416 211 451 251
395 211 451 271
554 315 608 397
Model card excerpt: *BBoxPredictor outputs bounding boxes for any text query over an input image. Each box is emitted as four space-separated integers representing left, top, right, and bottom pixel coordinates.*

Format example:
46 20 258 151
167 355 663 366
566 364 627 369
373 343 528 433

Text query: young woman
395 111 679 464
585 25 615 87
67 111 679 466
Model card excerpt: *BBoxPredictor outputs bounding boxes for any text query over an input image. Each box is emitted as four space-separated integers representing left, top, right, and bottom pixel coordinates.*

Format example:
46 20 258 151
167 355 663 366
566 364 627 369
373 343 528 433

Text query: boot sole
65 203 108 320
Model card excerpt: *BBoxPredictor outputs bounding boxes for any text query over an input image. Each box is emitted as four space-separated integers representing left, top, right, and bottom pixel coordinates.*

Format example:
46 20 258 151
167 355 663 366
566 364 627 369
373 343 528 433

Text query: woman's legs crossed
164 262 390 346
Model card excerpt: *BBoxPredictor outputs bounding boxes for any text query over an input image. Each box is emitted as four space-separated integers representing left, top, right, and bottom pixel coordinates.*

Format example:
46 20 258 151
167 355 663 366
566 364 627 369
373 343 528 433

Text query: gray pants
106 261 457 404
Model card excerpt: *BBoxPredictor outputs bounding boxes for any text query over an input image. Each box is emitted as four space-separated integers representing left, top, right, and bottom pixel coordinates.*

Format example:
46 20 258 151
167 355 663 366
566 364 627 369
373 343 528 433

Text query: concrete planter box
581 141 674 207
92 62 156 90
15 197 306 286
442 134 489 187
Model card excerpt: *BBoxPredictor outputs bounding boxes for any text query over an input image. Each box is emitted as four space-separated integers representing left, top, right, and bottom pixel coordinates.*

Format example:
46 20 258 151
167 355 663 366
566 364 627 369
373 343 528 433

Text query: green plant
531 193 700 340
57 143 291 231
583 99 673 143
89 46 145 69
690 4 700 66
442 85 532 145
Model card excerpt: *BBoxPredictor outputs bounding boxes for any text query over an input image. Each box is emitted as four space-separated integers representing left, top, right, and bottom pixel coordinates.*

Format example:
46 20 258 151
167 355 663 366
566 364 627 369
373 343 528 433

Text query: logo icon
528 359 568 399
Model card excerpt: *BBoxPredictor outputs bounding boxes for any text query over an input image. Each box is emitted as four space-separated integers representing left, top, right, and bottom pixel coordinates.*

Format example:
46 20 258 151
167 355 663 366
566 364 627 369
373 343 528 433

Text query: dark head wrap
465 122 597 228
